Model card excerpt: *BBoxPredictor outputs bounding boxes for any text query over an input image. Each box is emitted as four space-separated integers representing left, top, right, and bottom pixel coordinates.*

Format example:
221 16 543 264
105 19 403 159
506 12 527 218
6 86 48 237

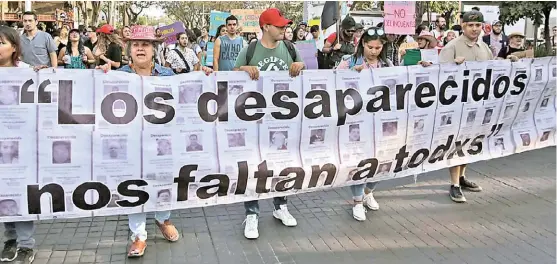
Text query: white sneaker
273 204 297 227
243 214 259 239
352 203 367 221
363 192 379 211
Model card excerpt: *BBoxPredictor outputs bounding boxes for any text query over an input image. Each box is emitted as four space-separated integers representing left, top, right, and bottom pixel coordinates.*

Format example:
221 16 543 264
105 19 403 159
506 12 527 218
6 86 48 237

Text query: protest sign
308 19 320 28
231 9 263 33
159 22 185 45
205 42 214 67
295 40 319 70
384 1 415 35
0 57 554 222
209 11 230 36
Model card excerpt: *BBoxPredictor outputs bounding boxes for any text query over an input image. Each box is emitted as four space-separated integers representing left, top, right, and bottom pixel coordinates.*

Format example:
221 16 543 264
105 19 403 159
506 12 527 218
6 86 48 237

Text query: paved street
2 147 555 264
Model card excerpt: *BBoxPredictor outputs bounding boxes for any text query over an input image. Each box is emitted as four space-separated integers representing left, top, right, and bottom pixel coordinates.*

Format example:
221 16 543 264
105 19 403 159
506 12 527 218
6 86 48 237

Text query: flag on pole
320 1 340 30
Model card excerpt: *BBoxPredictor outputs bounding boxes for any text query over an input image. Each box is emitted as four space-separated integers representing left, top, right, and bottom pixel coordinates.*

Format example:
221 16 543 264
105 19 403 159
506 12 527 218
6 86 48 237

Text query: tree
91 1 103 27
159 2 245 29
119 2 158 25
159 1 303 29
76 1 89 27
499 1 556 54
428 1 460 27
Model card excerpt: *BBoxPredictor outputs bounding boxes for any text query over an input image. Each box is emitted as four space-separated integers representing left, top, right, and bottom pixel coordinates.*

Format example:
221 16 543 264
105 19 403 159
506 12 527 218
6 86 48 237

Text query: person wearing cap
57 28 95 69
20 11 58 70
97 25 189 258
497 32 527 61
94 24 124 70
234 8 304 239
213 15 245 71
439 10 489 203
482 20 508 57
353 23 364 44
401 31 439 67
323 15 357 69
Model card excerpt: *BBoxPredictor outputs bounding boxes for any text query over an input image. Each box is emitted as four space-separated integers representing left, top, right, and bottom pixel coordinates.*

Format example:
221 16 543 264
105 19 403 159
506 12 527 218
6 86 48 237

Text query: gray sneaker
450 185 466 203
13 248 34 264
1 239 17 262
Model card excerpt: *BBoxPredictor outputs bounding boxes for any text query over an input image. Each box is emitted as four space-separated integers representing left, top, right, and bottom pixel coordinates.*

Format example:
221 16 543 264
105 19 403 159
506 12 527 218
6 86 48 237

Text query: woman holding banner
0 25 37 264
97 25 179 258
336 27 392 221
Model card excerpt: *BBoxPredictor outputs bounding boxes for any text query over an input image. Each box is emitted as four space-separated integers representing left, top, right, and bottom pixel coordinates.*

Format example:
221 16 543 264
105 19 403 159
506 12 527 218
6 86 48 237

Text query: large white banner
0 58 554 222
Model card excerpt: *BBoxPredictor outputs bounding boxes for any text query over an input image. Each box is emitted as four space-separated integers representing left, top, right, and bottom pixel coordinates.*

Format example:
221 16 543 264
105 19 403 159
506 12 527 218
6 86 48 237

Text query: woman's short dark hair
185 28 197 43
0 26 21 66
293 27 306 42
216 25 226 36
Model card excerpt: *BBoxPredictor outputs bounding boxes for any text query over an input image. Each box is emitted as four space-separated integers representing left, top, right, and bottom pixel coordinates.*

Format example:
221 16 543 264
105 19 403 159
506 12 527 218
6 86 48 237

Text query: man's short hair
226 15 238 24
472 6 480 11
22 11 37 21
310 25 319 33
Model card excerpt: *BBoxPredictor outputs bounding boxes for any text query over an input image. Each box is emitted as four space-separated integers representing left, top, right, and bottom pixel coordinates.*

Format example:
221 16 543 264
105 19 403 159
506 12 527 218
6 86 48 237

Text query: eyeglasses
366 28 385 36
346 29 356 33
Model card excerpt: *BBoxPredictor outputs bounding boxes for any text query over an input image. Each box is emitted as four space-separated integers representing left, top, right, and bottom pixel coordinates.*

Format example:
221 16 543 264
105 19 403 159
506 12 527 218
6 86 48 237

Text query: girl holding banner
336 27 393 221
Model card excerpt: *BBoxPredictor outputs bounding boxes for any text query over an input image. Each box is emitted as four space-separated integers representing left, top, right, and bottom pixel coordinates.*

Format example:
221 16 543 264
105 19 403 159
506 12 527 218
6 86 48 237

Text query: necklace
130 62 155 76
363 57 379 69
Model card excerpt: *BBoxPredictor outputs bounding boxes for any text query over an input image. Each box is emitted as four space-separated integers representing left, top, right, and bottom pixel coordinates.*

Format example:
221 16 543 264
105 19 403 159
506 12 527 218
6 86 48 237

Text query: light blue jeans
3 221 35 248
350 182 378 201
128 211 171 241
244 197 287 216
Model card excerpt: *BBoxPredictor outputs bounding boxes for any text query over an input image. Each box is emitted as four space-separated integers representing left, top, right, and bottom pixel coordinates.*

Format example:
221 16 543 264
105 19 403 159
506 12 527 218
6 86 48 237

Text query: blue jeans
3 221 35 248
350 182 378 201
244 197 287 216
128 211 171 241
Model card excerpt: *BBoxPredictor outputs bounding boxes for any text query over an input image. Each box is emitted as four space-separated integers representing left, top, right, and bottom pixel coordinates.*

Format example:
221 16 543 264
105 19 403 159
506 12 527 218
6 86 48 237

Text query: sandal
156 220 180 242
127 238 146 258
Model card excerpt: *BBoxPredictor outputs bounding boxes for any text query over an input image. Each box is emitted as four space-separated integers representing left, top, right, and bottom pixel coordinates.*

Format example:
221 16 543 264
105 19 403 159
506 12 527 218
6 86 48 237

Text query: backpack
246 40 297 65
325 34 355 69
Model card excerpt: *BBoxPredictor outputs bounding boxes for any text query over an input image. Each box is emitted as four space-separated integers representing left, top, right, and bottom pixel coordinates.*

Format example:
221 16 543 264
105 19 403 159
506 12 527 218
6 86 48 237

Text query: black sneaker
13 248 34 264
450 185 466 203
460 176 483 192
1 239 17 262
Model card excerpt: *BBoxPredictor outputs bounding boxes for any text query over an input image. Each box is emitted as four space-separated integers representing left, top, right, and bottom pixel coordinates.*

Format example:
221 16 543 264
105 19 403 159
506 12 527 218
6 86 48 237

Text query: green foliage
158 1 303 29
534 45 556 57
428 1 460 25
499 1 556 26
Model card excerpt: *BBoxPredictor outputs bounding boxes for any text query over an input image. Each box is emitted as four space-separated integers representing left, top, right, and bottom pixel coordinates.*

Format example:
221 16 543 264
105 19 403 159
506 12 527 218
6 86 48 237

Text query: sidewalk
3 147 555 264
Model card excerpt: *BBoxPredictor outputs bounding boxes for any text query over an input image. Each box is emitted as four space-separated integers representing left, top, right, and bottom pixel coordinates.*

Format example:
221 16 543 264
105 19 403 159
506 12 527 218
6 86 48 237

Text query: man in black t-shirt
84 26 98 51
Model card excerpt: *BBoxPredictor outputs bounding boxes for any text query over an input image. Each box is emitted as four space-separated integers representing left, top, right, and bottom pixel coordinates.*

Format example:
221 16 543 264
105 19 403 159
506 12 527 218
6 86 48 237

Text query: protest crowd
0 2 552 263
